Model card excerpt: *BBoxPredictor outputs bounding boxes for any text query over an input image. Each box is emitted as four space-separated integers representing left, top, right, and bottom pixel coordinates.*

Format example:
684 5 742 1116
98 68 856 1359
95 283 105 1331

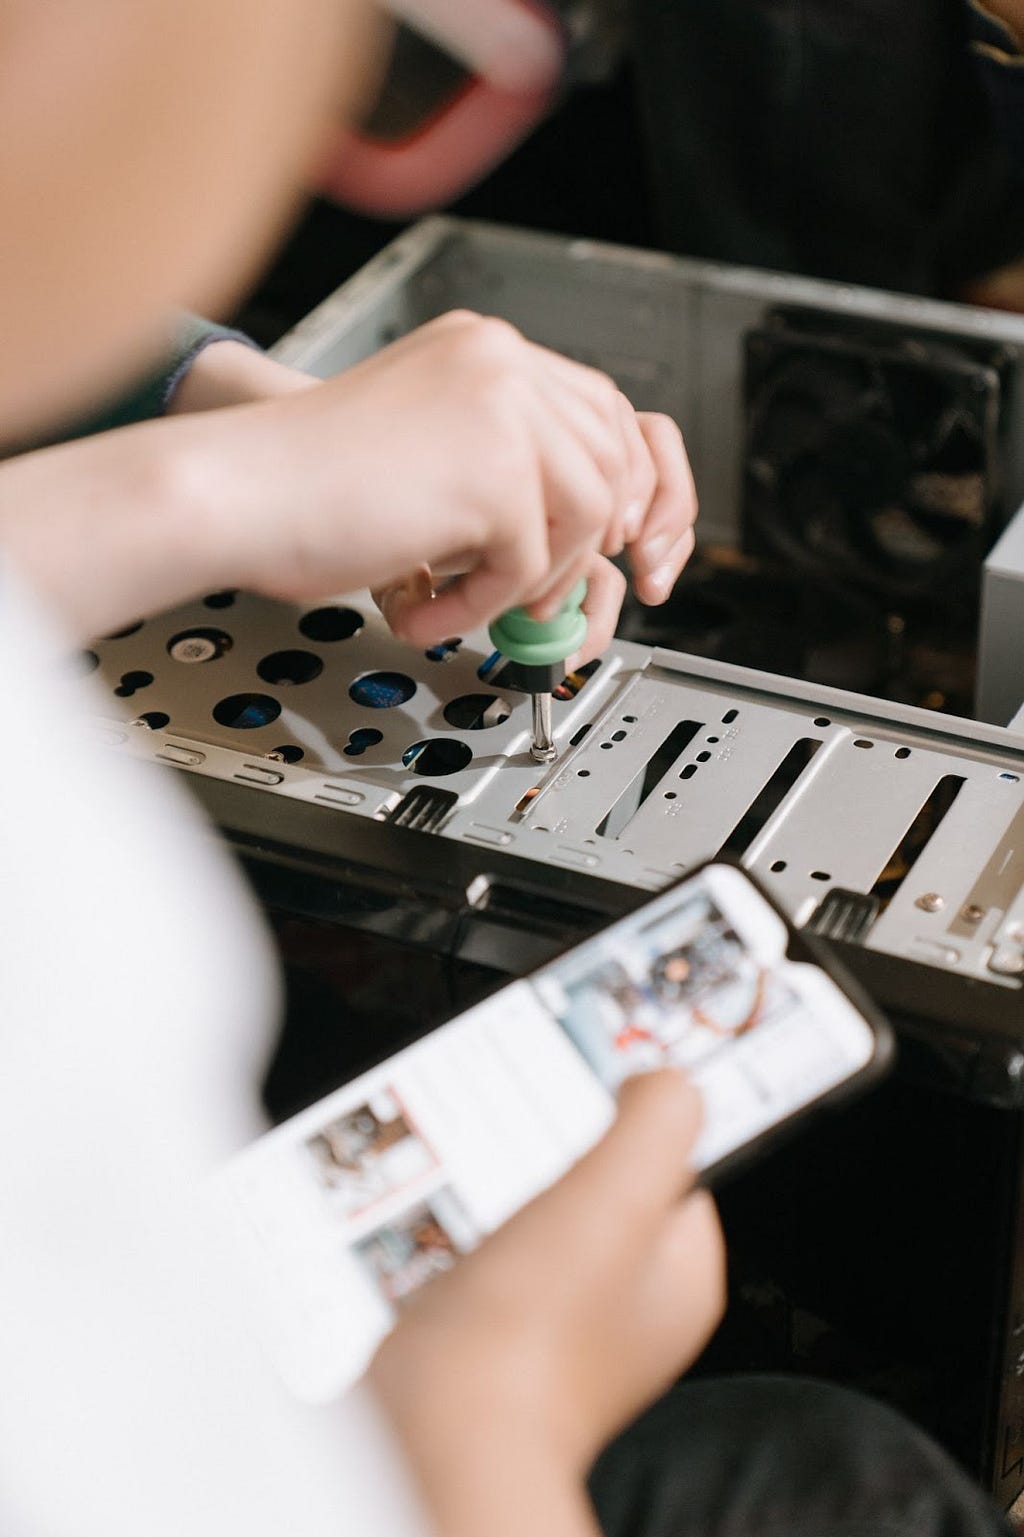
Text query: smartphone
210 861 892 1401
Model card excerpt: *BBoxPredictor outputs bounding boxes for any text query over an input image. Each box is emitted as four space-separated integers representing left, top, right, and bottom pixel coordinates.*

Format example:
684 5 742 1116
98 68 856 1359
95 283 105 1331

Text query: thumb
562 1069 704 1227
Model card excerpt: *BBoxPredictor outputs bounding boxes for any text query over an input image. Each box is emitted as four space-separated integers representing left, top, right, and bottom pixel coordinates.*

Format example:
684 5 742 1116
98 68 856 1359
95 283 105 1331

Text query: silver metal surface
87 586 1024 993
979 501 1024 725
530 693 556 762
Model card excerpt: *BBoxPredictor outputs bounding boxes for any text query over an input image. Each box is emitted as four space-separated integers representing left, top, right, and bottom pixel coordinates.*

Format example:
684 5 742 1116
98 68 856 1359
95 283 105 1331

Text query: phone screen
210 864 888 1401
532 863 882 1171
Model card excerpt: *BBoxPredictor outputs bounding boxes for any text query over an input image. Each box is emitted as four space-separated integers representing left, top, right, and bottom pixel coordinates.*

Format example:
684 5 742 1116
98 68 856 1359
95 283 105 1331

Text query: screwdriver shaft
530 691 556 763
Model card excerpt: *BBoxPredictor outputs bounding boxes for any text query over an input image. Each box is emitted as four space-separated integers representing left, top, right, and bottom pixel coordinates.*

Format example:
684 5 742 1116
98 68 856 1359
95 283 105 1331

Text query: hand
367 320 697 659
0 314 698 646
214 311 697 646
370 1071 725 1494
171 330 696 656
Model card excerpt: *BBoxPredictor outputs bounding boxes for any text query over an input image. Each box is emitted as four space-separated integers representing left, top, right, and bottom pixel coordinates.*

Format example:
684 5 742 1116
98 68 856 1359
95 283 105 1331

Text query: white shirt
0 565 426 1536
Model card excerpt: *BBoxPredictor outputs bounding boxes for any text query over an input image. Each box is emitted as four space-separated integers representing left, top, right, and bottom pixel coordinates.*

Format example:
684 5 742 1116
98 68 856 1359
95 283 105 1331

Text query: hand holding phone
370 1070 725 1480
211 863 891 1400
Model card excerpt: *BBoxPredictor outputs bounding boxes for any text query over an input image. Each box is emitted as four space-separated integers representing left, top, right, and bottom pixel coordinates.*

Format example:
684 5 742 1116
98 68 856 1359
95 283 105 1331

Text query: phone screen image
210 864 890 1401
542 881 791 1081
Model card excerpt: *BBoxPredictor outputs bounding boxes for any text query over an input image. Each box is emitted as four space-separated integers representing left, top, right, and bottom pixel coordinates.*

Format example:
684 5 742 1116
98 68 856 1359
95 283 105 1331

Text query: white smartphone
209 861 892 1402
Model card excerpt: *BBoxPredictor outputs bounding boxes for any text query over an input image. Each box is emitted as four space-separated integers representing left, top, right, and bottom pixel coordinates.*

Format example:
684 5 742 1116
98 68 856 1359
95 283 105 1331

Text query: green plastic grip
488 579 588 667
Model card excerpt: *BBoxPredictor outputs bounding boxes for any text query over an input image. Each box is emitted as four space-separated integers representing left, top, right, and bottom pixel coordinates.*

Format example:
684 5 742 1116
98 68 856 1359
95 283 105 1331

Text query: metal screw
169 635 217 664
916 892 945 913
961 904 986 924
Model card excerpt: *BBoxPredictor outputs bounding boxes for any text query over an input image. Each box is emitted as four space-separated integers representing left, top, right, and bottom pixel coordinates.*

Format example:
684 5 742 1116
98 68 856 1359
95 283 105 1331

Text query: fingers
340 316 696 642
528 347 657 562
628 413 699 605
373 564 435 634
561 1069 704 1231
565 554 626 667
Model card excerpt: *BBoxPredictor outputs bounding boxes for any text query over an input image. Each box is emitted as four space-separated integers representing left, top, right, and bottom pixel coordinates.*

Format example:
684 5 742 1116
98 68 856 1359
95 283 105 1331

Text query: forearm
370 1345 600 1537
0 418 232 641
379 1404 600 1537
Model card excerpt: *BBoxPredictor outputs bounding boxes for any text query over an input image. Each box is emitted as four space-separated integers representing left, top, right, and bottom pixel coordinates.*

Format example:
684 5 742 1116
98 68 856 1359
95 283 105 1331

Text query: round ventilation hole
349 671 416 709
256 649 323 686
442 693 511 730
344 728 384 758
299 606 363 642
132 711 169 730
114 670 154 698
268 745 304 763
402 739 473 776
212 693 281 730
203 591 237 609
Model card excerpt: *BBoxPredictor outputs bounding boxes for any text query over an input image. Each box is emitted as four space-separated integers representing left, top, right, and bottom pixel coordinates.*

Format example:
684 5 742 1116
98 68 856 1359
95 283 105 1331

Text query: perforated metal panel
87 587 1024 992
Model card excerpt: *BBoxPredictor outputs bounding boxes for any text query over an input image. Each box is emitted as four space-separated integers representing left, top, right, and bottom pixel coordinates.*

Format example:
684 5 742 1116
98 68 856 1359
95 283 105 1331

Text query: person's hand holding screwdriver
0 311 698 647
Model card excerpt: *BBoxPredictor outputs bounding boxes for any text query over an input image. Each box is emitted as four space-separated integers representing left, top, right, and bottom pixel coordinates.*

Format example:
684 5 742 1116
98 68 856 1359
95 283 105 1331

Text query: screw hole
770 860 787 873
212 693 281 730
425 637 463 662
299 605 363 642
350 671 416 709
443 693 511 730
257 649 323 686
344 728 384 758
114 669 154 698
402 738 472 776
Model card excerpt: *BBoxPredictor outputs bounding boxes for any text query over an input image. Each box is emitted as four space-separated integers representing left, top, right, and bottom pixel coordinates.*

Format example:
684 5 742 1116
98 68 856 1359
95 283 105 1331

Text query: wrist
166 340 316 414
370 1342 600 1537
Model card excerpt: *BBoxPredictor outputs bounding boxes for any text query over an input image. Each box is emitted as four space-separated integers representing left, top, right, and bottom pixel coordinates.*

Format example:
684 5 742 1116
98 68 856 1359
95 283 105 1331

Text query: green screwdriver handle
488 579 588 667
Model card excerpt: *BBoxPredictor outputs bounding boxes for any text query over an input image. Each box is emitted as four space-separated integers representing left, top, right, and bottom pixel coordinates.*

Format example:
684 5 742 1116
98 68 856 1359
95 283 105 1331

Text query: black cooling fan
742 309 1009 617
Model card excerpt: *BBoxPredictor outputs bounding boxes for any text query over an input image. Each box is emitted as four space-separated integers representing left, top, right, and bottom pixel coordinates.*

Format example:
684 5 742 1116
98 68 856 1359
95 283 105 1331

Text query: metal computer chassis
90 585 1024 1105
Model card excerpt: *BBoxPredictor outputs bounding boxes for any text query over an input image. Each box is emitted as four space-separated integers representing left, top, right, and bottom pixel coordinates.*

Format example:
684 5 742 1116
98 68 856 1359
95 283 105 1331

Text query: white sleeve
0 565 429 1537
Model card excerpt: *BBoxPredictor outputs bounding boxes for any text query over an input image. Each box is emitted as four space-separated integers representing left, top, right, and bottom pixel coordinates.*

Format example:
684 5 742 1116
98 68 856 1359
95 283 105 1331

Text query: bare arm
0 315 699 645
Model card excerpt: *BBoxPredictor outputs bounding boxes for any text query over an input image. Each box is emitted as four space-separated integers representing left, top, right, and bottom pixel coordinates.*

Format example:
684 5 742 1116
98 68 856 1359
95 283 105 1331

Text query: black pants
590 1376 1015 1537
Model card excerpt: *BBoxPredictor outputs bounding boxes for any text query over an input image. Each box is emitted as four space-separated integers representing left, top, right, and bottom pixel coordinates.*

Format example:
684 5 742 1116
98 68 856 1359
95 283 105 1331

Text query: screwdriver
489 580 588 764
